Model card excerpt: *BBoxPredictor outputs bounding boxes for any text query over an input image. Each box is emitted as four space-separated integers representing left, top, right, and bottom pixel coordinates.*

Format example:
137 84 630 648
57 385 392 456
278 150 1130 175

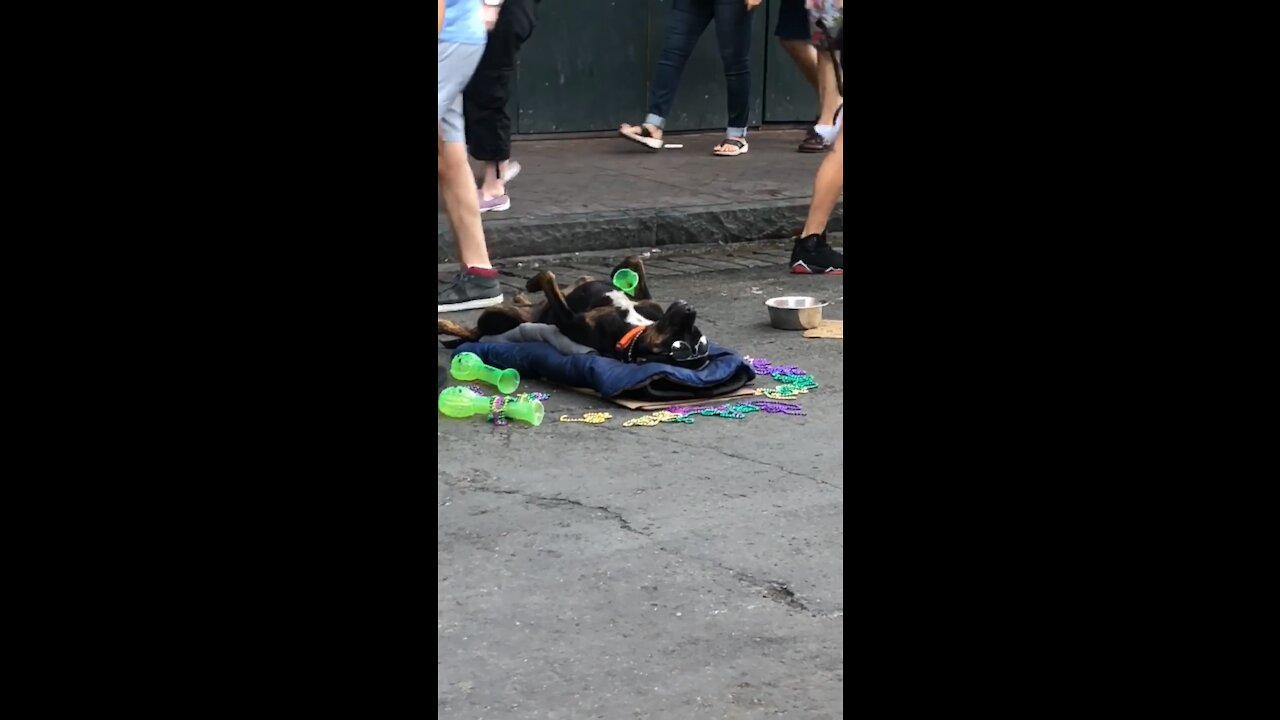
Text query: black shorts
775 0 809 41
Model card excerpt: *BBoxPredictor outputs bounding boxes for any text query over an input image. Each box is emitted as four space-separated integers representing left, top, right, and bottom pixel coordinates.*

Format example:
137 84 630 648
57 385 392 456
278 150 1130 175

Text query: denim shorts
775 0 809 40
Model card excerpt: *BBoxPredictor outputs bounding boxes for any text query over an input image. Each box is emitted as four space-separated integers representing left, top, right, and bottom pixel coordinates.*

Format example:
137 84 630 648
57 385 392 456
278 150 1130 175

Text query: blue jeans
645 0 754 137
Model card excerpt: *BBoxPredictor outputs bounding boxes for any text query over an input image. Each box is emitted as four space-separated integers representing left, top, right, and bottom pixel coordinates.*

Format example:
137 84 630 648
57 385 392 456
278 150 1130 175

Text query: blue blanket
454 342 756 400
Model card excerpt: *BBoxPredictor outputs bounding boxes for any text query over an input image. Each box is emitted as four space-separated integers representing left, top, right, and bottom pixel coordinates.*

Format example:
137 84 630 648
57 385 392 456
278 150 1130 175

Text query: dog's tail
437 318 480 342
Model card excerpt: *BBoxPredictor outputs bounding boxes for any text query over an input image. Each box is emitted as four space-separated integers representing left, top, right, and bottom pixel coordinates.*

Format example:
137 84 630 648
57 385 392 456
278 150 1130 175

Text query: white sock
814 124 838 144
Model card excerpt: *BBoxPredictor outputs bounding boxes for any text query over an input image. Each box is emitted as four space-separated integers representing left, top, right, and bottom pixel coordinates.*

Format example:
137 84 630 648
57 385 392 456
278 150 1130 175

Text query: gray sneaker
438 271 503 312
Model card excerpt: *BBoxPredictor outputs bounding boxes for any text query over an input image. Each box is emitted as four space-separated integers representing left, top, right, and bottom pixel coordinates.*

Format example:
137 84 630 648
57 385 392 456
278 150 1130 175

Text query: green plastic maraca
612 269 639 297
450 351 520 394
496 394 544 426
437 386 544 426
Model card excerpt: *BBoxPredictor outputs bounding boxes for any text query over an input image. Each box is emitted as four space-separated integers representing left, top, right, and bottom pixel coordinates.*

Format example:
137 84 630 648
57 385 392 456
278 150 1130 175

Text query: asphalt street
438 240 844 719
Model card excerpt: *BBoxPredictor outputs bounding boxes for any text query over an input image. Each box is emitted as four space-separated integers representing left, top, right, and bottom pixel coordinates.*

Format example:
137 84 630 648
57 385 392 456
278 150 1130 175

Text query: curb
438 198 843 263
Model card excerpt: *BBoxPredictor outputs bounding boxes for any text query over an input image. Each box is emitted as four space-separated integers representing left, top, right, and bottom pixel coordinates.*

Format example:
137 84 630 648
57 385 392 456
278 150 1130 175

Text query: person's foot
478 191 511 212
438 267 504 312
476 160 521 211
620 122 664 150
790 233 844 275
798 127 830 153
712 137 749 156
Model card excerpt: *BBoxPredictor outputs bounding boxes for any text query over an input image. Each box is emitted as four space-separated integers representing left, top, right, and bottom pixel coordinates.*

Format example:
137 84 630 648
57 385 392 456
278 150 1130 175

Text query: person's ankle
813 124 837 144
481 182 506 199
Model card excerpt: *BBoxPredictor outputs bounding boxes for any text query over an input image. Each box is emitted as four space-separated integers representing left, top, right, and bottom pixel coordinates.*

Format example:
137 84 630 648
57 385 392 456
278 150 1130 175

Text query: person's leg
791 124 844 274
778 0 832 152
781 39 818 88
464 0 537 205
776 0 817 88
815 49 842 130
803 124 842 236
440 139 489 268
621 0 713 144
439 41 502 311
711 0 754 152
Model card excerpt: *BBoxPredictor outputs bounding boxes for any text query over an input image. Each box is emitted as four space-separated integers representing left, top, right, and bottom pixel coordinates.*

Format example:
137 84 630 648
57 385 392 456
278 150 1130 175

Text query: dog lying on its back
437 256 710 369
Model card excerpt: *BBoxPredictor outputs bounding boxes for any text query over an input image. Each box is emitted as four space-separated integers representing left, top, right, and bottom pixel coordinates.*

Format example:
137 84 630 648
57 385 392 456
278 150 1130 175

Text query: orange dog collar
616 325 646 352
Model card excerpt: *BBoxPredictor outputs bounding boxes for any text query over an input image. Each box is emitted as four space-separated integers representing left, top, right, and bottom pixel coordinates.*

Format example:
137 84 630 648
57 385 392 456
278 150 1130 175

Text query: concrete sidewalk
438 127 843 262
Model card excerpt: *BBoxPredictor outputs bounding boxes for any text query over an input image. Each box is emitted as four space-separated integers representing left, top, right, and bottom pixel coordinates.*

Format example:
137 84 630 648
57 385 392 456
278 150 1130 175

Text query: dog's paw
617 255 645 271
527 270 556 292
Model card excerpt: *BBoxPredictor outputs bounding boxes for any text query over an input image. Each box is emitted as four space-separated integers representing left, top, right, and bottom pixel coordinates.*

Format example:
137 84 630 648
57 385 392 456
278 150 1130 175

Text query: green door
762 0 819 122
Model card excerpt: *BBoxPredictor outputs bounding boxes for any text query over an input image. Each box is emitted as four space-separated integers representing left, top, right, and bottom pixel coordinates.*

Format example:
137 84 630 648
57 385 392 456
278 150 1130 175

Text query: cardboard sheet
564 386 758 411
803 319 843 339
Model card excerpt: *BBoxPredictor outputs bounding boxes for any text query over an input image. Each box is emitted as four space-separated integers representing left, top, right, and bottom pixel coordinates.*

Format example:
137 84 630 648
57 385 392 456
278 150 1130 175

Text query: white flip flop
620 124 664 151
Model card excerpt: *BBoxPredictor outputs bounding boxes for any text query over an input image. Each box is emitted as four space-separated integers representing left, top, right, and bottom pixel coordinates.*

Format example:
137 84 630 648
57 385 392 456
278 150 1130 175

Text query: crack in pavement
439 472 650 535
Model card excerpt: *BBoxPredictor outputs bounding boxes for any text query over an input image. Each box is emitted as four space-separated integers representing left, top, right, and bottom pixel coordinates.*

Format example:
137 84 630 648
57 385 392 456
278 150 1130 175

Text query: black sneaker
438 270 503 312
790 233 844 275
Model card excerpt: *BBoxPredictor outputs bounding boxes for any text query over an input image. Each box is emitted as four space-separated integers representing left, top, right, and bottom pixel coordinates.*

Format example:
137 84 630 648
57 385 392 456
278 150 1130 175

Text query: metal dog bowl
765 296 828 330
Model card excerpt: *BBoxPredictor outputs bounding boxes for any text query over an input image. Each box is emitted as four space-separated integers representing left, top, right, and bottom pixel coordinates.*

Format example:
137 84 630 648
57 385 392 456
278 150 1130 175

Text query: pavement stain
440 470 651 536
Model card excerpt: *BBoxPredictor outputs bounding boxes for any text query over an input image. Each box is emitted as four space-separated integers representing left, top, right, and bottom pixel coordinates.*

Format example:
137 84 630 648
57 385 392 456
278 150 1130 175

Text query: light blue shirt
439 0 486 46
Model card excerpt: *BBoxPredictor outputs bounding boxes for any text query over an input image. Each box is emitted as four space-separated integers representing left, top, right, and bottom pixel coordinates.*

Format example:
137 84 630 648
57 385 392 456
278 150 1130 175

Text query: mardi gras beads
688 403 756 419
559 412 613 424
745 400 806 415
747 357 808 377
623 410 692 427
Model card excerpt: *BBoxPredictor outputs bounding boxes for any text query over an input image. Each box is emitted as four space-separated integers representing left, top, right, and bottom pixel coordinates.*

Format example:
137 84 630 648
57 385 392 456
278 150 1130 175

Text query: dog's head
629 301 710 369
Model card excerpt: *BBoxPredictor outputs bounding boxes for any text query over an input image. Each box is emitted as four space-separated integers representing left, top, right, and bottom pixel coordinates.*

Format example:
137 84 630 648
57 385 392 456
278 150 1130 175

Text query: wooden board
803 320 843 339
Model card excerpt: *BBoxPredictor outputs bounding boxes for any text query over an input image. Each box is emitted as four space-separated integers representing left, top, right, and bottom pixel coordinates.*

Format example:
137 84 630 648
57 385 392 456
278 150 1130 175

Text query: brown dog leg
527 270 576 326
437 318 480 341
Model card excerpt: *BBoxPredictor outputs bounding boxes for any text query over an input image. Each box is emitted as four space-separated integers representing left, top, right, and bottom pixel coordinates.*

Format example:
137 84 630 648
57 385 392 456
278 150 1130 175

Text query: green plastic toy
437 386 545 426
450 351 520 394
612 269 639 297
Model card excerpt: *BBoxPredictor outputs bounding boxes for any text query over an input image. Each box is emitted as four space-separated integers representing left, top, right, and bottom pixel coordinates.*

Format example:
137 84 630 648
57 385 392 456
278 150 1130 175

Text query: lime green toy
612 268 639 297
450 351 520 394
437 386 545 426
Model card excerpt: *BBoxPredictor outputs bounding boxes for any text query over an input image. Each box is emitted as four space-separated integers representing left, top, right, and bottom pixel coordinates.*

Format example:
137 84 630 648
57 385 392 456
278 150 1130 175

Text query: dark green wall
762 0 819 122
511 0 814 134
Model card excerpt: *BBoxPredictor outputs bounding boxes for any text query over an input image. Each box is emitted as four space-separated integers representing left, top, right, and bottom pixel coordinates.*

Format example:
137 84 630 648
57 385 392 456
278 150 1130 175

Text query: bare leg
780 39 819 90
802 125 843 237
439 141 491 267
816 50 842 126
